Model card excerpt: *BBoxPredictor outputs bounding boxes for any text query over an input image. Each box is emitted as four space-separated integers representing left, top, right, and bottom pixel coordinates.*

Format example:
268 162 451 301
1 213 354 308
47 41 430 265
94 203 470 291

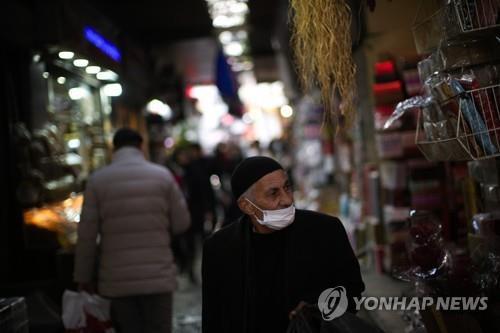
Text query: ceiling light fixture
218 31 233 44
224 42 244 57
85 66 101 74
103 83 122 97
96 70 118 81
58 51 75 59
69 87 89 100
280 105 294 118
73 59 89 67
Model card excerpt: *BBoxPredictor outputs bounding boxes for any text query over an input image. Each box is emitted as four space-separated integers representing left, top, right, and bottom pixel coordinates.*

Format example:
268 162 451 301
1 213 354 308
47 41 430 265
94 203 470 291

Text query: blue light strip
83 26 122 62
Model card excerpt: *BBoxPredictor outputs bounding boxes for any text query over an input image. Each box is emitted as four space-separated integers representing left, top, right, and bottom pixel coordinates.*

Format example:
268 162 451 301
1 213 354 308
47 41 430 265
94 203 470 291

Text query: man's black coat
202 209 365 333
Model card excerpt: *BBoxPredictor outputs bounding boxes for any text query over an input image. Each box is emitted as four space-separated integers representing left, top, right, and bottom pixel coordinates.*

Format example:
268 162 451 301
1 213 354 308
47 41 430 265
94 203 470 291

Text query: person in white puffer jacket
74 128 190 333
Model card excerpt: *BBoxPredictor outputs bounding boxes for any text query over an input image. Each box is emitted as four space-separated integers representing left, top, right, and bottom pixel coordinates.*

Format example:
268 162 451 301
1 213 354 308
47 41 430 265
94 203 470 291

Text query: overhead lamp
213 14 244 28
68 87 89 100
96 70 118 81
42 72 49 79
280 105 294 118
218 31 233 44
229 2 248 14
103 83 122 97
224 42 244 57
85 66 101 74
57 77 66 84
58 51 75 59
67 139 81 149
146 99 172 119
73 59 89 67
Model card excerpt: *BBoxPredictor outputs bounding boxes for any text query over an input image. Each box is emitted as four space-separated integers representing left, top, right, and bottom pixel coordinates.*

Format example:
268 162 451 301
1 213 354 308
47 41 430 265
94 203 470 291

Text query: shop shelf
453 0 500 33
412 0 500 55
416 84 500 161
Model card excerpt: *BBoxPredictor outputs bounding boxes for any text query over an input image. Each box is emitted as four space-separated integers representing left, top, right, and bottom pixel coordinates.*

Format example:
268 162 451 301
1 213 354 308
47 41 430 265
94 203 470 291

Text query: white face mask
246 199 296 230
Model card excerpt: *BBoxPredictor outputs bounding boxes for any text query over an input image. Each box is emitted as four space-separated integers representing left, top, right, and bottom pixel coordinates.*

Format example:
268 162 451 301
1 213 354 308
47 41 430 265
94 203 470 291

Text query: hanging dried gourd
290 0 356 131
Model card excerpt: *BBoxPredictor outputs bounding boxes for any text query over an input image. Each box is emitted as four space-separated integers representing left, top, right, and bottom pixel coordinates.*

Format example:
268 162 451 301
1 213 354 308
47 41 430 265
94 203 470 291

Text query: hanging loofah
290 0 356 131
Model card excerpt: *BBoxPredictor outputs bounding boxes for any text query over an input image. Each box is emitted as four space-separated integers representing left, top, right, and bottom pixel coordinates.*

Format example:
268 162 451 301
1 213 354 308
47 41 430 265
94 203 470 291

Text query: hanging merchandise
289 0 356 130
397 0 500 162
412 0 500 55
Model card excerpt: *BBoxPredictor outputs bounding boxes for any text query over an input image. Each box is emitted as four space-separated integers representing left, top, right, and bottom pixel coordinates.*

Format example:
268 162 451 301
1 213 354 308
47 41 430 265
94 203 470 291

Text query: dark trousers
110 293 173 333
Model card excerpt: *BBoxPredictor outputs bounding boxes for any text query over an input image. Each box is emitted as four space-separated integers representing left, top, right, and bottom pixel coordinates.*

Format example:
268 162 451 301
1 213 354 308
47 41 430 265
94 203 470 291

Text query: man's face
251 169 293 211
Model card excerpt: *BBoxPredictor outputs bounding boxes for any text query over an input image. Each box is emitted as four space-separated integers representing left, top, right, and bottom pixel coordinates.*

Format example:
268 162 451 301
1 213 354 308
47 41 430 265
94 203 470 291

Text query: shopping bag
62 290 86 331
62 290 115 333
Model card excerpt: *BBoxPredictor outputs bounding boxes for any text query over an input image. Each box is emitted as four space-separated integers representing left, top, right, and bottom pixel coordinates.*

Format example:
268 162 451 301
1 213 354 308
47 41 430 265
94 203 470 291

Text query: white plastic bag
62 290 86 330
62 290 115 333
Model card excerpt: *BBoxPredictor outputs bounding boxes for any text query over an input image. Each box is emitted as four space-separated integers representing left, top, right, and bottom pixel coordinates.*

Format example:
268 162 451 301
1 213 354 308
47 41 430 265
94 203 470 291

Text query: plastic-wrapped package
458 74 500 150
466 63 500 86
417 54 444 85
470 211 500 296
438 35 500 70
472 211 500 239
383 96 425 130
407 210 449 279
449 79 498 155
421 97 458 140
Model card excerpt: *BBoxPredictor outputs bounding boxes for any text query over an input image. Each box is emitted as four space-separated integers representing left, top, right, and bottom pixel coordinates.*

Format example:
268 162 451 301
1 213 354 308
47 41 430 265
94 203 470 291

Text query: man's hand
289 301 308 320
78 283 96 294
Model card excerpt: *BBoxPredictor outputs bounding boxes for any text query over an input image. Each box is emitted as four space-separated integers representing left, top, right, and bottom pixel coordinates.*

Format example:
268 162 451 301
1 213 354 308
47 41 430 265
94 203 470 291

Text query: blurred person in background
247 140 262 157
202 156 364 333
166 146 191 283
74 128 190 333
170 143 216 284
187 142 216 237
210 142 244 226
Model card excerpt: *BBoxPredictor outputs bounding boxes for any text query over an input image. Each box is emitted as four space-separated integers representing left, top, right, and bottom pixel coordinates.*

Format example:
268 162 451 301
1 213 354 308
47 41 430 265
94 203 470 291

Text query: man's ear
237 197 252 215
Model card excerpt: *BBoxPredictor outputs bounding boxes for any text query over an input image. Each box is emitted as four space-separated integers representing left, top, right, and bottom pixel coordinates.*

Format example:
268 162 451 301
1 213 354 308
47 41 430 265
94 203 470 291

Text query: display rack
416 84 500 161
412 0 500 54
453 0 500 33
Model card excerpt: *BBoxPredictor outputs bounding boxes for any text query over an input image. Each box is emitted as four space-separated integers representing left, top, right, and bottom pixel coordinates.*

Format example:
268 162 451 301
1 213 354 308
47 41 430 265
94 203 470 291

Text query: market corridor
2 0 500 332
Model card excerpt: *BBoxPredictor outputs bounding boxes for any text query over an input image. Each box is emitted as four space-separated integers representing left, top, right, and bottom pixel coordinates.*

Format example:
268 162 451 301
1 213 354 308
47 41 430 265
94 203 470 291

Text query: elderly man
74 128 190 333
202 156 364 332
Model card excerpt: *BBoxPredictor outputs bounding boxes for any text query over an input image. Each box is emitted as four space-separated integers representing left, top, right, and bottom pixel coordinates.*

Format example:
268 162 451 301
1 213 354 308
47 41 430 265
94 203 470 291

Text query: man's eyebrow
265 186 280 193
265 181 289 193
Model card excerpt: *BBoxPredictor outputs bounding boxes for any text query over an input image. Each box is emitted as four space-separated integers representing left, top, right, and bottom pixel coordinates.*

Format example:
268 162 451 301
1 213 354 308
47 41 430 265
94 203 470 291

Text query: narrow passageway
173 251 202 333
2 0 500 332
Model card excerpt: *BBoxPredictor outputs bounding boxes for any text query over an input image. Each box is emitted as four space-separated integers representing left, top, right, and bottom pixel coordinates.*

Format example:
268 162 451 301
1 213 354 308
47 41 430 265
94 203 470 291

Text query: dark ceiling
247 0 282 56
86 0 214 46
87 0 282 57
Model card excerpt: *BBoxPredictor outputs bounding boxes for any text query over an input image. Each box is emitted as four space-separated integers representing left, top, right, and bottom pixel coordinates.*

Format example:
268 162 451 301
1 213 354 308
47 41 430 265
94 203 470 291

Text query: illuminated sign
83 26 121 62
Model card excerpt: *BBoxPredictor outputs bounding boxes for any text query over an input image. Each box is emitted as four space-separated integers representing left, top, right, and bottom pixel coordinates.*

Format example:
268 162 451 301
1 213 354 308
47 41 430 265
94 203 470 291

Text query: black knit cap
231 156 283 200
